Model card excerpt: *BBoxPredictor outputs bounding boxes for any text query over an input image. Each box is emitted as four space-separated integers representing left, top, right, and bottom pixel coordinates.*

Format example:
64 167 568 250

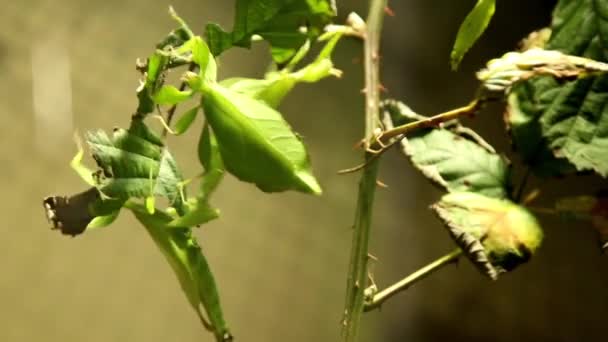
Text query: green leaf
167 123 224 228
174 106 200 135
506 0 608 177
198 122 225 197
129 203 232 341
191 36 217 81
432 192 544 280
205 0 336 63
177 36 217 82
137 53 169 115
405 128 510 198
539 74 608 176
200 82 321 194
383 102 510 198
153 85 192 106
450 0 496 70
86 121 185 212
507 78 577 177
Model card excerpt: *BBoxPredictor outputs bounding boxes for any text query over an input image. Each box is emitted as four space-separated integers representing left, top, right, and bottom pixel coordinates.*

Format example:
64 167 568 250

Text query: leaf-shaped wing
201 82 321 195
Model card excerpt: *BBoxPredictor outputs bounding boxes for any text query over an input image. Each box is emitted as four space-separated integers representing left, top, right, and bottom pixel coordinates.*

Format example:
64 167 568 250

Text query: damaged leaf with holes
432 192 543 280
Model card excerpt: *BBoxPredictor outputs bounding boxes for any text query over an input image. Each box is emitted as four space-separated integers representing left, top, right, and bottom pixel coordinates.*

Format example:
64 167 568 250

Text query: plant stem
514 167 531 203
341 0 386 340
364 248 462 312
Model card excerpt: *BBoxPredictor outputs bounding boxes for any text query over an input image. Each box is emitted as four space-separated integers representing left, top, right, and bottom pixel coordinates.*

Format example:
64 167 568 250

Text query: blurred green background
1 0 607 341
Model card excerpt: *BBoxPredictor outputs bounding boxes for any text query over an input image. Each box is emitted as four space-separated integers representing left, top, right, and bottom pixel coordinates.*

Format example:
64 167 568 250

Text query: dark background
1 0 607 341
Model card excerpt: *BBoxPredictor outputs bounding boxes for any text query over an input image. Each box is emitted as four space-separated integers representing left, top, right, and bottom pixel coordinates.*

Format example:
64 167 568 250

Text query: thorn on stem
378 83 388 93
384 6 395 17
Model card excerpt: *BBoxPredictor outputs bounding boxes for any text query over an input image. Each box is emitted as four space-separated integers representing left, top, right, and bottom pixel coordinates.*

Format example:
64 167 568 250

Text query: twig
372 99 484 149
162 62 197 137
514 167 532 203
339 99 488 175
341 0 387 341
364 248 462 312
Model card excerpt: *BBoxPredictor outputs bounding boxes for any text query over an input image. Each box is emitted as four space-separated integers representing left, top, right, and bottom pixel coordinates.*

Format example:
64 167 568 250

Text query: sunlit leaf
200 82 321 194
129 203 232 341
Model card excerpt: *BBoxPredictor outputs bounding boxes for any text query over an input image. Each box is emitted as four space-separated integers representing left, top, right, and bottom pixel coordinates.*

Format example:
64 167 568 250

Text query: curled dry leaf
432 192 544 280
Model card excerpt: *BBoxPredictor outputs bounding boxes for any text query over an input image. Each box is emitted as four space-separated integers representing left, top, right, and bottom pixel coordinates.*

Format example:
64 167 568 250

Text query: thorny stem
162 62 197 137
341 0 387 341
364 248 462 312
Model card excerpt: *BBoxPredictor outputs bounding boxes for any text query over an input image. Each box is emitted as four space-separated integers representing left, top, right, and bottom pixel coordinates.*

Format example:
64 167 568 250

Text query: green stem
364 248 462 312
341 0 386 341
